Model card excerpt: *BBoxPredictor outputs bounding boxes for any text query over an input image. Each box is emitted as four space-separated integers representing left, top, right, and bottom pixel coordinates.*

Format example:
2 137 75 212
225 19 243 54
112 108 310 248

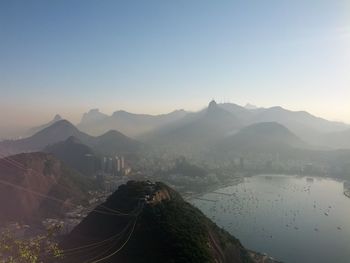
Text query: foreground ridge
61 181 279 263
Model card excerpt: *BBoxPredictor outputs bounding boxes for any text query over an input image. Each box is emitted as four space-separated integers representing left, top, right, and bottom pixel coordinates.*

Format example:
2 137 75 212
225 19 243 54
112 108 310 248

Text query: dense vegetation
0 225 62 263
61 181 254 263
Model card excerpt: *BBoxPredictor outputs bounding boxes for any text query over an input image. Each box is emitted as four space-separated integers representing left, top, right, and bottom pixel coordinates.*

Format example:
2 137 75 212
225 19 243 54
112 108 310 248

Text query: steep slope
44 136 98 176
61 181 277 263
0 152 93 223
24 114 63 137
77 108 188 137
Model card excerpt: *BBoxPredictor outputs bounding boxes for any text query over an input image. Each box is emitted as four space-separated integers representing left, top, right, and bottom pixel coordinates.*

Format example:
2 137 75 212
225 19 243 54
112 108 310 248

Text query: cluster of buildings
100 156 131 176
97 156 132 192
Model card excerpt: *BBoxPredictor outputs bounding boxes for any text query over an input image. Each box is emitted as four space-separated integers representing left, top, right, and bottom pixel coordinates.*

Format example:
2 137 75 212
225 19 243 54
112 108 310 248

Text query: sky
0 0 350 130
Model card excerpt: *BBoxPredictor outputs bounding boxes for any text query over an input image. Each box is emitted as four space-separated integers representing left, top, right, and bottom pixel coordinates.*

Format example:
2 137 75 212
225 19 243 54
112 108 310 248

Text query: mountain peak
112 110 130 116
224 122 305 150
208 99 218 109
99 129 125 138
88 108 100 113
24 114 64 138
50 119 76 129
244 103 258 110
53 114 62 121
80 109 108 125
62 181 268 263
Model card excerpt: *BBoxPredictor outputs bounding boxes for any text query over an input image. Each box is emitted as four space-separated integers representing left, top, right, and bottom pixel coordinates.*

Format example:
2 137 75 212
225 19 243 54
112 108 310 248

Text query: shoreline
183 176 244 202
183 173 350 201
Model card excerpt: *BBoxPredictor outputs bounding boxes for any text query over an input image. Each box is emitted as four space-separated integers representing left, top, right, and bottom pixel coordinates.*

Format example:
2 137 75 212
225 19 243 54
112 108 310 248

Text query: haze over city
1 0 350 131
2 2 350 263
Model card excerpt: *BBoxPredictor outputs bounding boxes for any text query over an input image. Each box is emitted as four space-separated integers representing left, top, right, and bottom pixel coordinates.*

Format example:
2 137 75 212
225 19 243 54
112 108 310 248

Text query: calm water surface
191 175 350 263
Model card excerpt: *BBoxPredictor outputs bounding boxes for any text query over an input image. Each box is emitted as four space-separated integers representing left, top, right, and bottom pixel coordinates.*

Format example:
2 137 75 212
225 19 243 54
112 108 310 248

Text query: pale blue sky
0 0 349 127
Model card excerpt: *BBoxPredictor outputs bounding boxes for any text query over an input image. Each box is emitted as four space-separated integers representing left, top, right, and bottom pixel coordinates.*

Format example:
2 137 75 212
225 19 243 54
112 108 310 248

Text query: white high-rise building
121 156 125 169
115 156 121 172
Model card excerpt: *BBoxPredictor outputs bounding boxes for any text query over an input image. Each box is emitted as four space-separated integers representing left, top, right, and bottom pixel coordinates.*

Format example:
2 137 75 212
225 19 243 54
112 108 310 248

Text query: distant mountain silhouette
145 100 242 153
212 103 349 148
0 152 94 223
80 108 108 125
0 120 141 156
24 114 63 137
218 103 255 124
0 120 92 156
244 103 258 110
61 181 277 263
247 106 348 145
3 101 348 153
220 122 305 153
203 122 311 167
92 130 141 155
77 108 188 137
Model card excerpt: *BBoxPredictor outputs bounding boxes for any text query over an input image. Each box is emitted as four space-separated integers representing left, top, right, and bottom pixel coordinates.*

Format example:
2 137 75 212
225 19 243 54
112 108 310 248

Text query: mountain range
0 120 141 157
220 122 306 152
75 101 348 150
77 108 187 137
25 114 63 137
1 100 348 166
142 100 243 154
3 100 349 150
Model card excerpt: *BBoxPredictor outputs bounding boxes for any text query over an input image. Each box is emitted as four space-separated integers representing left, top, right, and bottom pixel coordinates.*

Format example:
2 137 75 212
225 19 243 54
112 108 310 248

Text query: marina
191 175 350 263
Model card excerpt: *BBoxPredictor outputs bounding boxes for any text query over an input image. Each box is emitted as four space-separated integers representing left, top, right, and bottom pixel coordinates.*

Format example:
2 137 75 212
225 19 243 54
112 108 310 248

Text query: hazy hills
139 101 349 151
77 108 187 137
0 120 141 157
4 100 348 150
1 100 349 162
61 181 276 263
0 120 92 156
220 122 306 152
91 129 140 155
217 103 347 146
25 114 63 137
0 152 94 223
143 100 242 153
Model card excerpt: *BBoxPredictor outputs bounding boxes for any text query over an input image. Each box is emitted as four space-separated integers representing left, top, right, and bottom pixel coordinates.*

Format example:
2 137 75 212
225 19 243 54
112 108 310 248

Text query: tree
0 224 63 263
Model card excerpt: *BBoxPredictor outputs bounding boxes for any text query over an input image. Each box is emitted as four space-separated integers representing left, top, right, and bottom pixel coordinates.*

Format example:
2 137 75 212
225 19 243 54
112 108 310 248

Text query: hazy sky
1 0 350 128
